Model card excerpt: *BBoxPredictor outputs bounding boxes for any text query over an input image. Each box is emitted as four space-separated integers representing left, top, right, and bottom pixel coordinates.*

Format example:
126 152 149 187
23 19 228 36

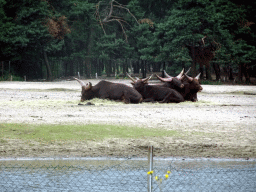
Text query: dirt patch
0 80 256 158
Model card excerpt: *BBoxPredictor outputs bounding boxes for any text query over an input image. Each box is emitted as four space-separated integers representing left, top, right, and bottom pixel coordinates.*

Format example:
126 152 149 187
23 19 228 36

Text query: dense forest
0 0 256 82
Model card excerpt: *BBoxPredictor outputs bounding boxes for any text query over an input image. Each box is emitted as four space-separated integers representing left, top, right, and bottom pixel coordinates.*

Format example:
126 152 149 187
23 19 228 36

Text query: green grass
0 123 179 142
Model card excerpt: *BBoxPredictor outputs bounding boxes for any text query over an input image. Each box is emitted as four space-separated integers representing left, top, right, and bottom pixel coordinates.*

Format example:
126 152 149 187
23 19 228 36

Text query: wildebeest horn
74 77 91 90
176 68 184 79
181 67 191 80
126 73 136 83
184 74 193 82
155 74 173 82
185 67 191 75
163 70 172 78
74 77 86 87
142 74 153 83
195 73 201 80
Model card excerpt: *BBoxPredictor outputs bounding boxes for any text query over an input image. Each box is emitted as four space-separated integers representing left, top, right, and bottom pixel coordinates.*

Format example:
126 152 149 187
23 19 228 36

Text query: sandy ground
0 79 256 159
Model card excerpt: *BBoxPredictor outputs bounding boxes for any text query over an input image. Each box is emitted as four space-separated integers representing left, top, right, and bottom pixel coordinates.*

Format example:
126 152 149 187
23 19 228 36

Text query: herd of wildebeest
74 68 203 104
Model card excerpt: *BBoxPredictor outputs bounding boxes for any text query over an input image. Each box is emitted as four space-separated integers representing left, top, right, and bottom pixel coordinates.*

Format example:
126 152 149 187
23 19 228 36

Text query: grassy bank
0 123 179 142
1 123 255 158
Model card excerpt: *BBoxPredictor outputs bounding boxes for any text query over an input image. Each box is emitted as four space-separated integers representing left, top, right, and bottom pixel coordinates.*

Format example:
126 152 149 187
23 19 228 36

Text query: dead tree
95 0 139 43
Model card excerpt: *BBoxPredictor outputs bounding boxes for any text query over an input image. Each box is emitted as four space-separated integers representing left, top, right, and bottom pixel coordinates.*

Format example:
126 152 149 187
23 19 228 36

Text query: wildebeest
181 73 203 102
127 73 184 103
159 69 203 102
74 78 143 104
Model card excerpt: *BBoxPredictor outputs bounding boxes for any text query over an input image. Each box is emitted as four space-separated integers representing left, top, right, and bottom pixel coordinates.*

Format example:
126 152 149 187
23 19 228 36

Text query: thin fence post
148 146 153 192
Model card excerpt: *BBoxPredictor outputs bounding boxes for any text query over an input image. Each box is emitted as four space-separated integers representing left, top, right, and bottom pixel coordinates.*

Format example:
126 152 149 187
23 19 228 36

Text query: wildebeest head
155 69 184 89
126 73 153 91
183 73 203 92
74 78 94 102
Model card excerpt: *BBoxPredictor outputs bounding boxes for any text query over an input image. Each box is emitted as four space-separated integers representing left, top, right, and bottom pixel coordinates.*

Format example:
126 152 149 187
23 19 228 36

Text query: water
0 157 255 192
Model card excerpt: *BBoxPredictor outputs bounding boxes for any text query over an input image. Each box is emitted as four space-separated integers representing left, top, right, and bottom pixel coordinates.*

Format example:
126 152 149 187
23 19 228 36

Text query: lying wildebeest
158 69 203 102
181 73 203 101
74 78 143 103
127 73 184 103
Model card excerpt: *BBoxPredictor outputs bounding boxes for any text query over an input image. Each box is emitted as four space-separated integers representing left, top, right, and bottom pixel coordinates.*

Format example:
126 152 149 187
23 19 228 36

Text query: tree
0 0 72 80
139 0 256 80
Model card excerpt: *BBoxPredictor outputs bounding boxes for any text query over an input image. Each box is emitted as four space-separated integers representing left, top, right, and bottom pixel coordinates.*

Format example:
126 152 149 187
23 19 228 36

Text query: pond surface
1 157 256 192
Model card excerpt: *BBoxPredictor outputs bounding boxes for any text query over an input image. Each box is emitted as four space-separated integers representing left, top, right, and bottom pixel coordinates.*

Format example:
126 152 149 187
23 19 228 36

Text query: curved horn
126 73 136 83
74 77 86 87
195 73 201 80
176 68 184 79
74 77 91 90
142 74 153 83
185 67 191 75
74 78 92 90
184 74 193 82
163 70 172 78
181 67 191 80
155 74 173 82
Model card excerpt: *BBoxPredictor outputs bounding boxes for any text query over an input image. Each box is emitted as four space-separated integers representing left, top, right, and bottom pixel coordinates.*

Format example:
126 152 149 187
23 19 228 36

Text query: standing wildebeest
158 69 203 102
127 73 184 103
74 78 143 104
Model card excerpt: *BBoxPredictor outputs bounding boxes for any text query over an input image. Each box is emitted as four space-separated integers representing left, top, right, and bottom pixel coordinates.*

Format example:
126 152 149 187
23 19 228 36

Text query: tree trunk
199 64 204 79
133 60 140 73
162 62 166 77
113 60 116 76
1 61 3 78
85 26 93 78
106 60 111 77
70 60 74 77
79 58 84 76
123 59 127 77
191 45 197 78
212 62 220 81
43 49 52 81
243 63 250 83
205 62 212 80
228 66 234 80
238 63 250 83
238 63 243 82
142 60 146 78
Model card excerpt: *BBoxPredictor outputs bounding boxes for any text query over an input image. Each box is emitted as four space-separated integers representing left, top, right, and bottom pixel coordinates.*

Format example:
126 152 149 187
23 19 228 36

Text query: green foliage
0 74 23 81
96 34 134 60
0 0 255 80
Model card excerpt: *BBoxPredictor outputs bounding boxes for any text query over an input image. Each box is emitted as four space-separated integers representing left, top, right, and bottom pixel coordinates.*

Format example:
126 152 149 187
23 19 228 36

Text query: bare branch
95 1 106 35
113 4 139 25
95 0 139 43
201 35 207 46
116 19 128 43
103 0 114 23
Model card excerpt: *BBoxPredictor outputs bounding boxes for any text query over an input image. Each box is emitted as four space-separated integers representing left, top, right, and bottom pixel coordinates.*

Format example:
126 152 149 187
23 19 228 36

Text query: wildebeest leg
143 98 156 102
160 92 184 103
121 91 132 104
121 95 130 104
123 90 141 104
159 93 172 103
